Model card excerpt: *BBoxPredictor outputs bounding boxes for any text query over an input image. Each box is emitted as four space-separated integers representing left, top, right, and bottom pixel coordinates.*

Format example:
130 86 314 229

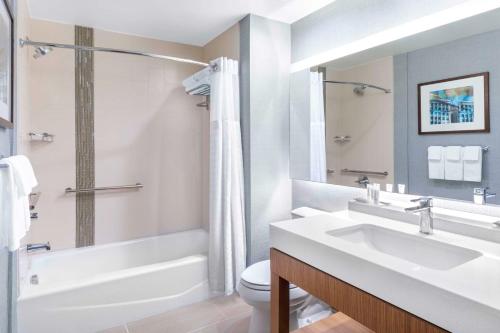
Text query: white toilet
237 260 309 333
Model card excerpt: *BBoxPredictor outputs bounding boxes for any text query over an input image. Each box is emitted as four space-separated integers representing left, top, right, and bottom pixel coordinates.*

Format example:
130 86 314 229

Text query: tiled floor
99 294 252 333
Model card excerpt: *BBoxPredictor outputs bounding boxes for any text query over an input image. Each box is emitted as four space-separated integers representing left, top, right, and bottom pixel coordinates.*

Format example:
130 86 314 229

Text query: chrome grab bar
65 183 144 193
341 168 388 176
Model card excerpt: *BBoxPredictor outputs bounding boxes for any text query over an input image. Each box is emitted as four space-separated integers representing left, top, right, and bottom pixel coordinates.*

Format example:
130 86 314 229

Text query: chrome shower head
353 85 366 96
33 46 53 59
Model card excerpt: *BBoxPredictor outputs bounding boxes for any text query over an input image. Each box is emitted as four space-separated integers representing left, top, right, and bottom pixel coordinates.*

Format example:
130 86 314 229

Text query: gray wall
1 125 14 333
240 15 292 264
290 69 311 180
394 30 500 204
2 1 18 332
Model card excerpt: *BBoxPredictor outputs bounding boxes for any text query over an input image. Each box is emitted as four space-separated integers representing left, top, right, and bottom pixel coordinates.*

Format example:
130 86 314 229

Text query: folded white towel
428 146 443 160
428 146 444 179
463 146 481 161
182 66 211 94
444 146 463 181
463 146 482 182
445 146 462 160
0 155 38 251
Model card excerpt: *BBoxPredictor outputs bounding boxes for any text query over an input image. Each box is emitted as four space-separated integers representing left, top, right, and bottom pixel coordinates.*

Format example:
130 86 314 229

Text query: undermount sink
327 224 482 270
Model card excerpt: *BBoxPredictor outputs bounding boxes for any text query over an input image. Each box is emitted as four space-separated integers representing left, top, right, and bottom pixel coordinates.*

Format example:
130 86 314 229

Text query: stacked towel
182 66 211 95
428 146 444 179
463 146 482 182
444 146 463 181
0 155 38 251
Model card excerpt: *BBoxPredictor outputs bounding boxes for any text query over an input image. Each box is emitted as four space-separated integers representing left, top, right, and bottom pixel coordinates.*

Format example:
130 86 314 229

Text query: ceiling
27 0 336 46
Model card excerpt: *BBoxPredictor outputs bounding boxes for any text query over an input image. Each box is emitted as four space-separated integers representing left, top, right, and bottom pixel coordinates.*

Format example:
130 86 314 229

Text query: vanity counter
270 210 500 333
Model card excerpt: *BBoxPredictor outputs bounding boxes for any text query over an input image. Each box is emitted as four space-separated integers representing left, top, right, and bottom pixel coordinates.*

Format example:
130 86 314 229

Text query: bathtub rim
19 229 209 300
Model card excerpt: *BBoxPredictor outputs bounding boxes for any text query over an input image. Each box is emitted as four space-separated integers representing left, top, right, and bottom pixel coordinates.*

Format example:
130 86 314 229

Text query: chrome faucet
356 175 370 188
405 197 433 235
27 242 51 253
473 187 496 205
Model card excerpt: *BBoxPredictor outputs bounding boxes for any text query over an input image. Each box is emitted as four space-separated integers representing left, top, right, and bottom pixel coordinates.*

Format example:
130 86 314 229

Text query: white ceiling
27 0 336 46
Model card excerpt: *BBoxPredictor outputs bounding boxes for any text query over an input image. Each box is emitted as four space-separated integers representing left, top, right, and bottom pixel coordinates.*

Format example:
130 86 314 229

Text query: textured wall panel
75 26 95 247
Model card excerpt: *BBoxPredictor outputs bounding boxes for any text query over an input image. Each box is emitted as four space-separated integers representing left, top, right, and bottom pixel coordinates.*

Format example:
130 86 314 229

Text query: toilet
237 260 309 333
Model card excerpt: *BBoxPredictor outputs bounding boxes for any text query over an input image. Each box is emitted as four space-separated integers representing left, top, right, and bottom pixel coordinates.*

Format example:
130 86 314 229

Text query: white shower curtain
208 57 246 295
309 71 327 182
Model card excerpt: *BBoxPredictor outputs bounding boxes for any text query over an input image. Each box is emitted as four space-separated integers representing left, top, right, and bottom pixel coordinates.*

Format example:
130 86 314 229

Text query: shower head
33 46 53 59
353 85 366 96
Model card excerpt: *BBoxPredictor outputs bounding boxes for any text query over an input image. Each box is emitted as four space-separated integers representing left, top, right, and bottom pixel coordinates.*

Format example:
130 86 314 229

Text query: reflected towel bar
65 183 144 193
341 169 389 176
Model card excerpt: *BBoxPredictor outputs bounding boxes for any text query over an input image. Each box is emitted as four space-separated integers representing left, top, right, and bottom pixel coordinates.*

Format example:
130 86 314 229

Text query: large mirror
290 8 500 204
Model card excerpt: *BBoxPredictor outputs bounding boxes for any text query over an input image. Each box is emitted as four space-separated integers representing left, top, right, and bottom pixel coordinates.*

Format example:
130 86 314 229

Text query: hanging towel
463 146 482 182
444 146 463 181
428 146 444 180
0 155 38 251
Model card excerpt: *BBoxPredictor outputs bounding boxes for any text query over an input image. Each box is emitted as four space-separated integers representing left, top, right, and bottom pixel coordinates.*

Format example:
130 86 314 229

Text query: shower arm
323 80 392 94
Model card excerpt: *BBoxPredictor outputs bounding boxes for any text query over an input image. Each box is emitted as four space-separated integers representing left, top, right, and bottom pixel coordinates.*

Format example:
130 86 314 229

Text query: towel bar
65 183 144 193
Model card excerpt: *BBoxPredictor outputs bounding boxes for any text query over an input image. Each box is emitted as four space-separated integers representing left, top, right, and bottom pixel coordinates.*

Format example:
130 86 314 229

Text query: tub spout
27 242 51 253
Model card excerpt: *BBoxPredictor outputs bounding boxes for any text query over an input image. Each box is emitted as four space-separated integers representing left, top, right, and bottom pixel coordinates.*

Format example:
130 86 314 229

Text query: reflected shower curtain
209 57 246 295
310 71 327 182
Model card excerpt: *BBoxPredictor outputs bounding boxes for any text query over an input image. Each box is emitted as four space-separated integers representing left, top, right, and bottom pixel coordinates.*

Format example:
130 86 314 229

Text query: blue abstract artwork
429 86 474 125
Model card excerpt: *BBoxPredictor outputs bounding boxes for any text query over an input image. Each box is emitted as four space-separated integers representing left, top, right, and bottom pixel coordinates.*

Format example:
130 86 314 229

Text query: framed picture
0 0 13 128
418 72 489 134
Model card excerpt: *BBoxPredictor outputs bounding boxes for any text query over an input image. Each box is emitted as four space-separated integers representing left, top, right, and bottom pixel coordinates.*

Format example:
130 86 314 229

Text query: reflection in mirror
290 22 500 204
291 57 394 189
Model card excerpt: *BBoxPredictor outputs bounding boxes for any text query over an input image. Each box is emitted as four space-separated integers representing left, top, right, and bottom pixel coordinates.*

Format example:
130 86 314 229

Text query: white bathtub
18 229 212 333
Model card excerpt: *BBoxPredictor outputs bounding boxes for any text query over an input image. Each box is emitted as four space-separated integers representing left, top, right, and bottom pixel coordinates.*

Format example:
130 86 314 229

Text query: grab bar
65 183 144 193
341 169 388 176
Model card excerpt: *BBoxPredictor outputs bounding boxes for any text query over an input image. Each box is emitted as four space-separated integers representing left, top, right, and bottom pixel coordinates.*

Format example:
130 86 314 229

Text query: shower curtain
309 71 327 182
208 57 246 295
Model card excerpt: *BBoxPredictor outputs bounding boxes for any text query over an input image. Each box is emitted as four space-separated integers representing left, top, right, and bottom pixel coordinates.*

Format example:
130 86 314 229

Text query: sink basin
327 224 482 270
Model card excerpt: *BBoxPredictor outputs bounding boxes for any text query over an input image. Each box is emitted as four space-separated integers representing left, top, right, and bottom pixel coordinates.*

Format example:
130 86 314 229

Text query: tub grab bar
341 169 388 176
65 183 144 193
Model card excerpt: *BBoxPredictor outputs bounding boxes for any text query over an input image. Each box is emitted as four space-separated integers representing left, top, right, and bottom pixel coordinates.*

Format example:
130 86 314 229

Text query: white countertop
270 210 500 333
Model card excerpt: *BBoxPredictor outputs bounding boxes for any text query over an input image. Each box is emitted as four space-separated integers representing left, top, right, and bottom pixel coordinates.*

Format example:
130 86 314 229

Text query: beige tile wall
325 57 394 188
93 30 205 245
22 18 240 249
23 19 76 250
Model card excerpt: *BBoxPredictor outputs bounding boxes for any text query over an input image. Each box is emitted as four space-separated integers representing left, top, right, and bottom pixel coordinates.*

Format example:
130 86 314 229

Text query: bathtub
18 229 212 333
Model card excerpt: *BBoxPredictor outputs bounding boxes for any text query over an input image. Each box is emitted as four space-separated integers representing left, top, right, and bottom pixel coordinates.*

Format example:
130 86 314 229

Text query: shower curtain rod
323 80 392 94
19 38 210 67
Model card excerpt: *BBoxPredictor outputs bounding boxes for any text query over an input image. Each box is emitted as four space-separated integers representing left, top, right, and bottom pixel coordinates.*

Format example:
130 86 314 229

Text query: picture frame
0 0 13 128
418 72 489 135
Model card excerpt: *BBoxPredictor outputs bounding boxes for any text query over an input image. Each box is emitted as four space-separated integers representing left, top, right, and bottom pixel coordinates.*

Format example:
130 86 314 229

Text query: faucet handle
410 196 433 207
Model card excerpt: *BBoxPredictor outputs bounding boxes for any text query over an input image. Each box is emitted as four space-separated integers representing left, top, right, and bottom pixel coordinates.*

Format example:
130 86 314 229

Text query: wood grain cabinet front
270 249 449 333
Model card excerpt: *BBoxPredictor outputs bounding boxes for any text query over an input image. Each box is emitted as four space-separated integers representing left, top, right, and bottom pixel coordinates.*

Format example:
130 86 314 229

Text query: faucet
356 175 370 188
473 187 496 205
404 197 433 235
27 242 51 253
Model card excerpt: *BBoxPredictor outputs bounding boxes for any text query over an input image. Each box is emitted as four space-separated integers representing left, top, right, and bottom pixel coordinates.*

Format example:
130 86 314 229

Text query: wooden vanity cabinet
270 249 449 333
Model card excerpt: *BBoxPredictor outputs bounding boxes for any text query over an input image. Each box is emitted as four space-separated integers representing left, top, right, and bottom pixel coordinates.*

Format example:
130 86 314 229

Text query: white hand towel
463 146 482 182
427 146 444 179
0 155 38 251
444 146 463 181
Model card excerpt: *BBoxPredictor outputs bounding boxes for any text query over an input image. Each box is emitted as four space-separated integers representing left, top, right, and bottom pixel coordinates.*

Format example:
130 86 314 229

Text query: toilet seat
240 260 298 291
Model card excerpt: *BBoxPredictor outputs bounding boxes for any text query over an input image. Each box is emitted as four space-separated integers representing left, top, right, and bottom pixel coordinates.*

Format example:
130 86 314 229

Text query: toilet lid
240 260 297 291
